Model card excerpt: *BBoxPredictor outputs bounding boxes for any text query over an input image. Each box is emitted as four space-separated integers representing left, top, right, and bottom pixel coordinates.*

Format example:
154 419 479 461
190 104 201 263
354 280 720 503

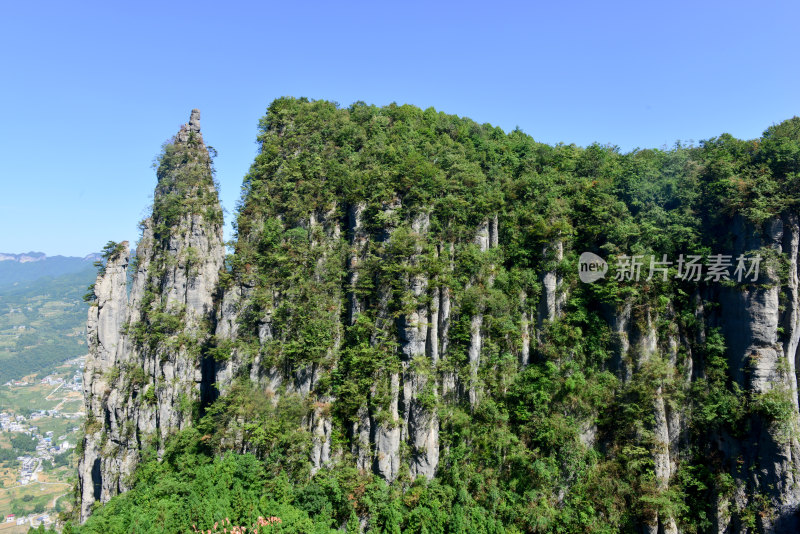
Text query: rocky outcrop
714 214 800 533
402 212 438 479
602 213 800 533
78 242 129 521
606 302 680 534
78 110 225 522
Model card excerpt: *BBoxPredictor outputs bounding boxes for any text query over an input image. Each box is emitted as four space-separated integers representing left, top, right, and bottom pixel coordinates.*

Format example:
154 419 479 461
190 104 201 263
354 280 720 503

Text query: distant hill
0 252 100 288
0 251 47 262
0 256 97 383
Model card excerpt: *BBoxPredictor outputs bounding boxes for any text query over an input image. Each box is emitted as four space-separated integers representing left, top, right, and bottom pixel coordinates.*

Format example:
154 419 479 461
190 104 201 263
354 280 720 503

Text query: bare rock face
715 215 800 533
77 110 225 522
608 305 681 534
374 373 402 481
537 240 564 327
607 213 800 534
175 108 202 144
78 243 129 521
400 212 439 479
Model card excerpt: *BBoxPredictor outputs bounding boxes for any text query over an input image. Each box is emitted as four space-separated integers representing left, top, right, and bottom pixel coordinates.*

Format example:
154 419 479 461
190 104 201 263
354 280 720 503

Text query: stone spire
77 109 224 523
175 108 203 144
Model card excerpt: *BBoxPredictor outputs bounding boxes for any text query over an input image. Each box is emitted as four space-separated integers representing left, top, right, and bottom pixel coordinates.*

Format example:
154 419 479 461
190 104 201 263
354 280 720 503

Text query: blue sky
1 0 799 256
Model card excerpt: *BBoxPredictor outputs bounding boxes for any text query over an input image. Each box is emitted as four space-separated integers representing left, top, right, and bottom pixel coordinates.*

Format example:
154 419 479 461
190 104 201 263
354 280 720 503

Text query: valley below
0 357 85 530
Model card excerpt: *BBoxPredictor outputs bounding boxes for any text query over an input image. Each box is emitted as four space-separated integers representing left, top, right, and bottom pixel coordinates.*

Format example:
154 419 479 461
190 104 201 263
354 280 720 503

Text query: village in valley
0 356 85 532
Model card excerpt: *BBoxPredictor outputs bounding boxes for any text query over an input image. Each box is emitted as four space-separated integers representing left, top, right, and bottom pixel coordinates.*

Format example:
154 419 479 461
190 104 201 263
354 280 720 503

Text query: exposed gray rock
520 290 531 366
374 372 401 481
347 203 368 325
468 312 483 407
439 243 456 397
310 400 333 474
711 214 800 532
175 108 203 144
353 406 372 472
466 218 500 406
537 240 564 328
188 109 201 132
78 242 129 521
78 110 225 522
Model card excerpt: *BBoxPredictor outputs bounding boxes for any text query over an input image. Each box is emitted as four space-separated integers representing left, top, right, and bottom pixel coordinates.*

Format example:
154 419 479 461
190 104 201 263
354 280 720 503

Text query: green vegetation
0 433 38 468
83 241 127 304
0 382 61 417
0 267 94 383
152 134 223 241
120 128 220 358
70 100 800 532
76 426 513 534
0 254 96 289
9 434 36 453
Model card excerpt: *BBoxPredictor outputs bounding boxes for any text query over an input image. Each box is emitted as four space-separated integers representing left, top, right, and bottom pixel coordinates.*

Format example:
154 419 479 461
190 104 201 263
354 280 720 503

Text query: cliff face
78 110 225 521
712 215 800 533
79 102 800 532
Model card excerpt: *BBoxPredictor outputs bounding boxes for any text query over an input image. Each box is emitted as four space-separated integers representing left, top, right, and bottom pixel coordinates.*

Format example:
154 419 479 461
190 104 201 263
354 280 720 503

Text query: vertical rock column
718 216 800 532
133 108 225 447
402 212 439 479
371 199 404 482
308 207 342 473
78 243 129 522
467 216 499 406
345 203 373 471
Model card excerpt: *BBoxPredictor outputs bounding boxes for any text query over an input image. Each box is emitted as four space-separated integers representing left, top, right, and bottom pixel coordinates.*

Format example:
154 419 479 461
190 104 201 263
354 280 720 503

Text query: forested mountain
0 253 99 288
0 264 96 383
67 102 800 533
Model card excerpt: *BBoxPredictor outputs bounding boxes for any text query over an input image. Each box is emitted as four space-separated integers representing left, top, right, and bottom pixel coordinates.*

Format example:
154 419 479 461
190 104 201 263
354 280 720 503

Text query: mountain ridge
0 252 101 262
0 252 101 288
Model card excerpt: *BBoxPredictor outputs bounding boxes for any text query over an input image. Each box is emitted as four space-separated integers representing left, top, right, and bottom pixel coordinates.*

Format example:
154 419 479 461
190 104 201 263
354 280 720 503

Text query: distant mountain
0 251 100 288
0 251 47 262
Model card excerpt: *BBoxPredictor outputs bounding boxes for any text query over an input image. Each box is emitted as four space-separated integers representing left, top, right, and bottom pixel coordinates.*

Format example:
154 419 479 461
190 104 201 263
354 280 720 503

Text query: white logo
579 252 608 283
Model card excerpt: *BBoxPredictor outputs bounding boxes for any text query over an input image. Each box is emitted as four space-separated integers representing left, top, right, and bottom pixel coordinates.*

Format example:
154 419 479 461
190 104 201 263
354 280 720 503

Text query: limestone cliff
77 101 800 532
78 110 225 521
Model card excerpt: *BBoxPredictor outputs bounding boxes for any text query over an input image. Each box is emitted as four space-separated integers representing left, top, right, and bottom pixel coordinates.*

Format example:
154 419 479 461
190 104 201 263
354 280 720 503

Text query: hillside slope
0 266 95 383
0 253 99 288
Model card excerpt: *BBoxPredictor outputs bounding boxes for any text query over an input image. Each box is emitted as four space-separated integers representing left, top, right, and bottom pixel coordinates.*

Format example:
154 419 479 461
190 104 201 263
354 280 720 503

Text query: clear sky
1 0 799 257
